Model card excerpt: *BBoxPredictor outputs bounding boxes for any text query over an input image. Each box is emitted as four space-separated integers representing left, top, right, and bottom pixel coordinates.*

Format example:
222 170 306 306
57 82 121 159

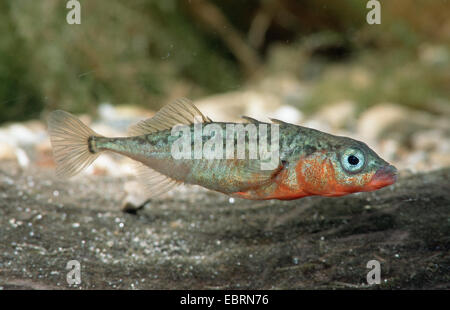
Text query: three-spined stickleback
48 99 397 200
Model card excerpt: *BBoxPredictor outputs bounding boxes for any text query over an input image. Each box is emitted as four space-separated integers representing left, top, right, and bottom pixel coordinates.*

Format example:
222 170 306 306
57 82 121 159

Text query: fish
47 98 397 200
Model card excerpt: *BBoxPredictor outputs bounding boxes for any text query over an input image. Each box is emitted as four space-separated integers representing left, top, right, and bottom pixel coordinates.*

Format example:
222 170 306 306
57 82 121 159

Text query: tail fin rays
48 110 101 178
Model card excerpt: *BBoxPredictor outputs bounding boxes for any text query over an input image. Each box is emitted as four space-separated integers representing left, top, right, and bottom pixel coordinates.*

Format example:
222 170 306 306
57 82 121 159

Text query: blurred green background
0 0 448 124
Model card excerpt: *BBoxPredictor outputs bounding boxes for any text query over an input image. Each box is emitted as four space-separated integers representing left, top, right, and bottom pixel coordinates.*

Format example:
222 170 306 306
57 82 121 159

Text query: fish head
296 138 397 196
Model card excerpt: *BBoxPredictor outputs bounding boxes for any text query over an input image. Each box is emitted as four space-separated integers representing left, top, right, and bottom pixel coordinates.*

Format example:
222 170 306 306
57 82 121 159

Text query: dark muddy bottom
0 161 449 289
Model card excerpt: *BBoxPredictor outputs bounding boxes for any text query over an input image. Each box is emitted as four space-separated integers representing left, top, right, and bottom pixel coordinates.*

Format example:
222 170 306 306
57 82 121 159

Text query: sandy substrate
0 161 448 289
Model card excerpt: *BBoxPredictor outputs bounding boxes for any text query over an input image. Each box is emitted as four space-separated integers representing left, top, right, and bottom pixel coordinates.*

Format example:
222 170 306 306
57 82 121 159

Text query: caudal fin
48 110 102 178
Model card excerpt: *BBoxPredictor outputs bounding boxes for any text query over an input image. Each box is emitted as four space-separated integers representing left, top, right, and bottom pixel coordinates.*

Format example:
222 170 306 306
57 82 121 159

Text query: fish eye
348 155 359 165
341 148 365 173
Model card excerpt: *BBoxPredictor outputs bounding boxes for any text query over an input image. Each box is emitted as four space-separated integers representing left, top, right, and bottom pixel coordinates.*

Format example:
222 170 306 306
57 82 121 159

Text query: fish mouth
368 165 398 190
